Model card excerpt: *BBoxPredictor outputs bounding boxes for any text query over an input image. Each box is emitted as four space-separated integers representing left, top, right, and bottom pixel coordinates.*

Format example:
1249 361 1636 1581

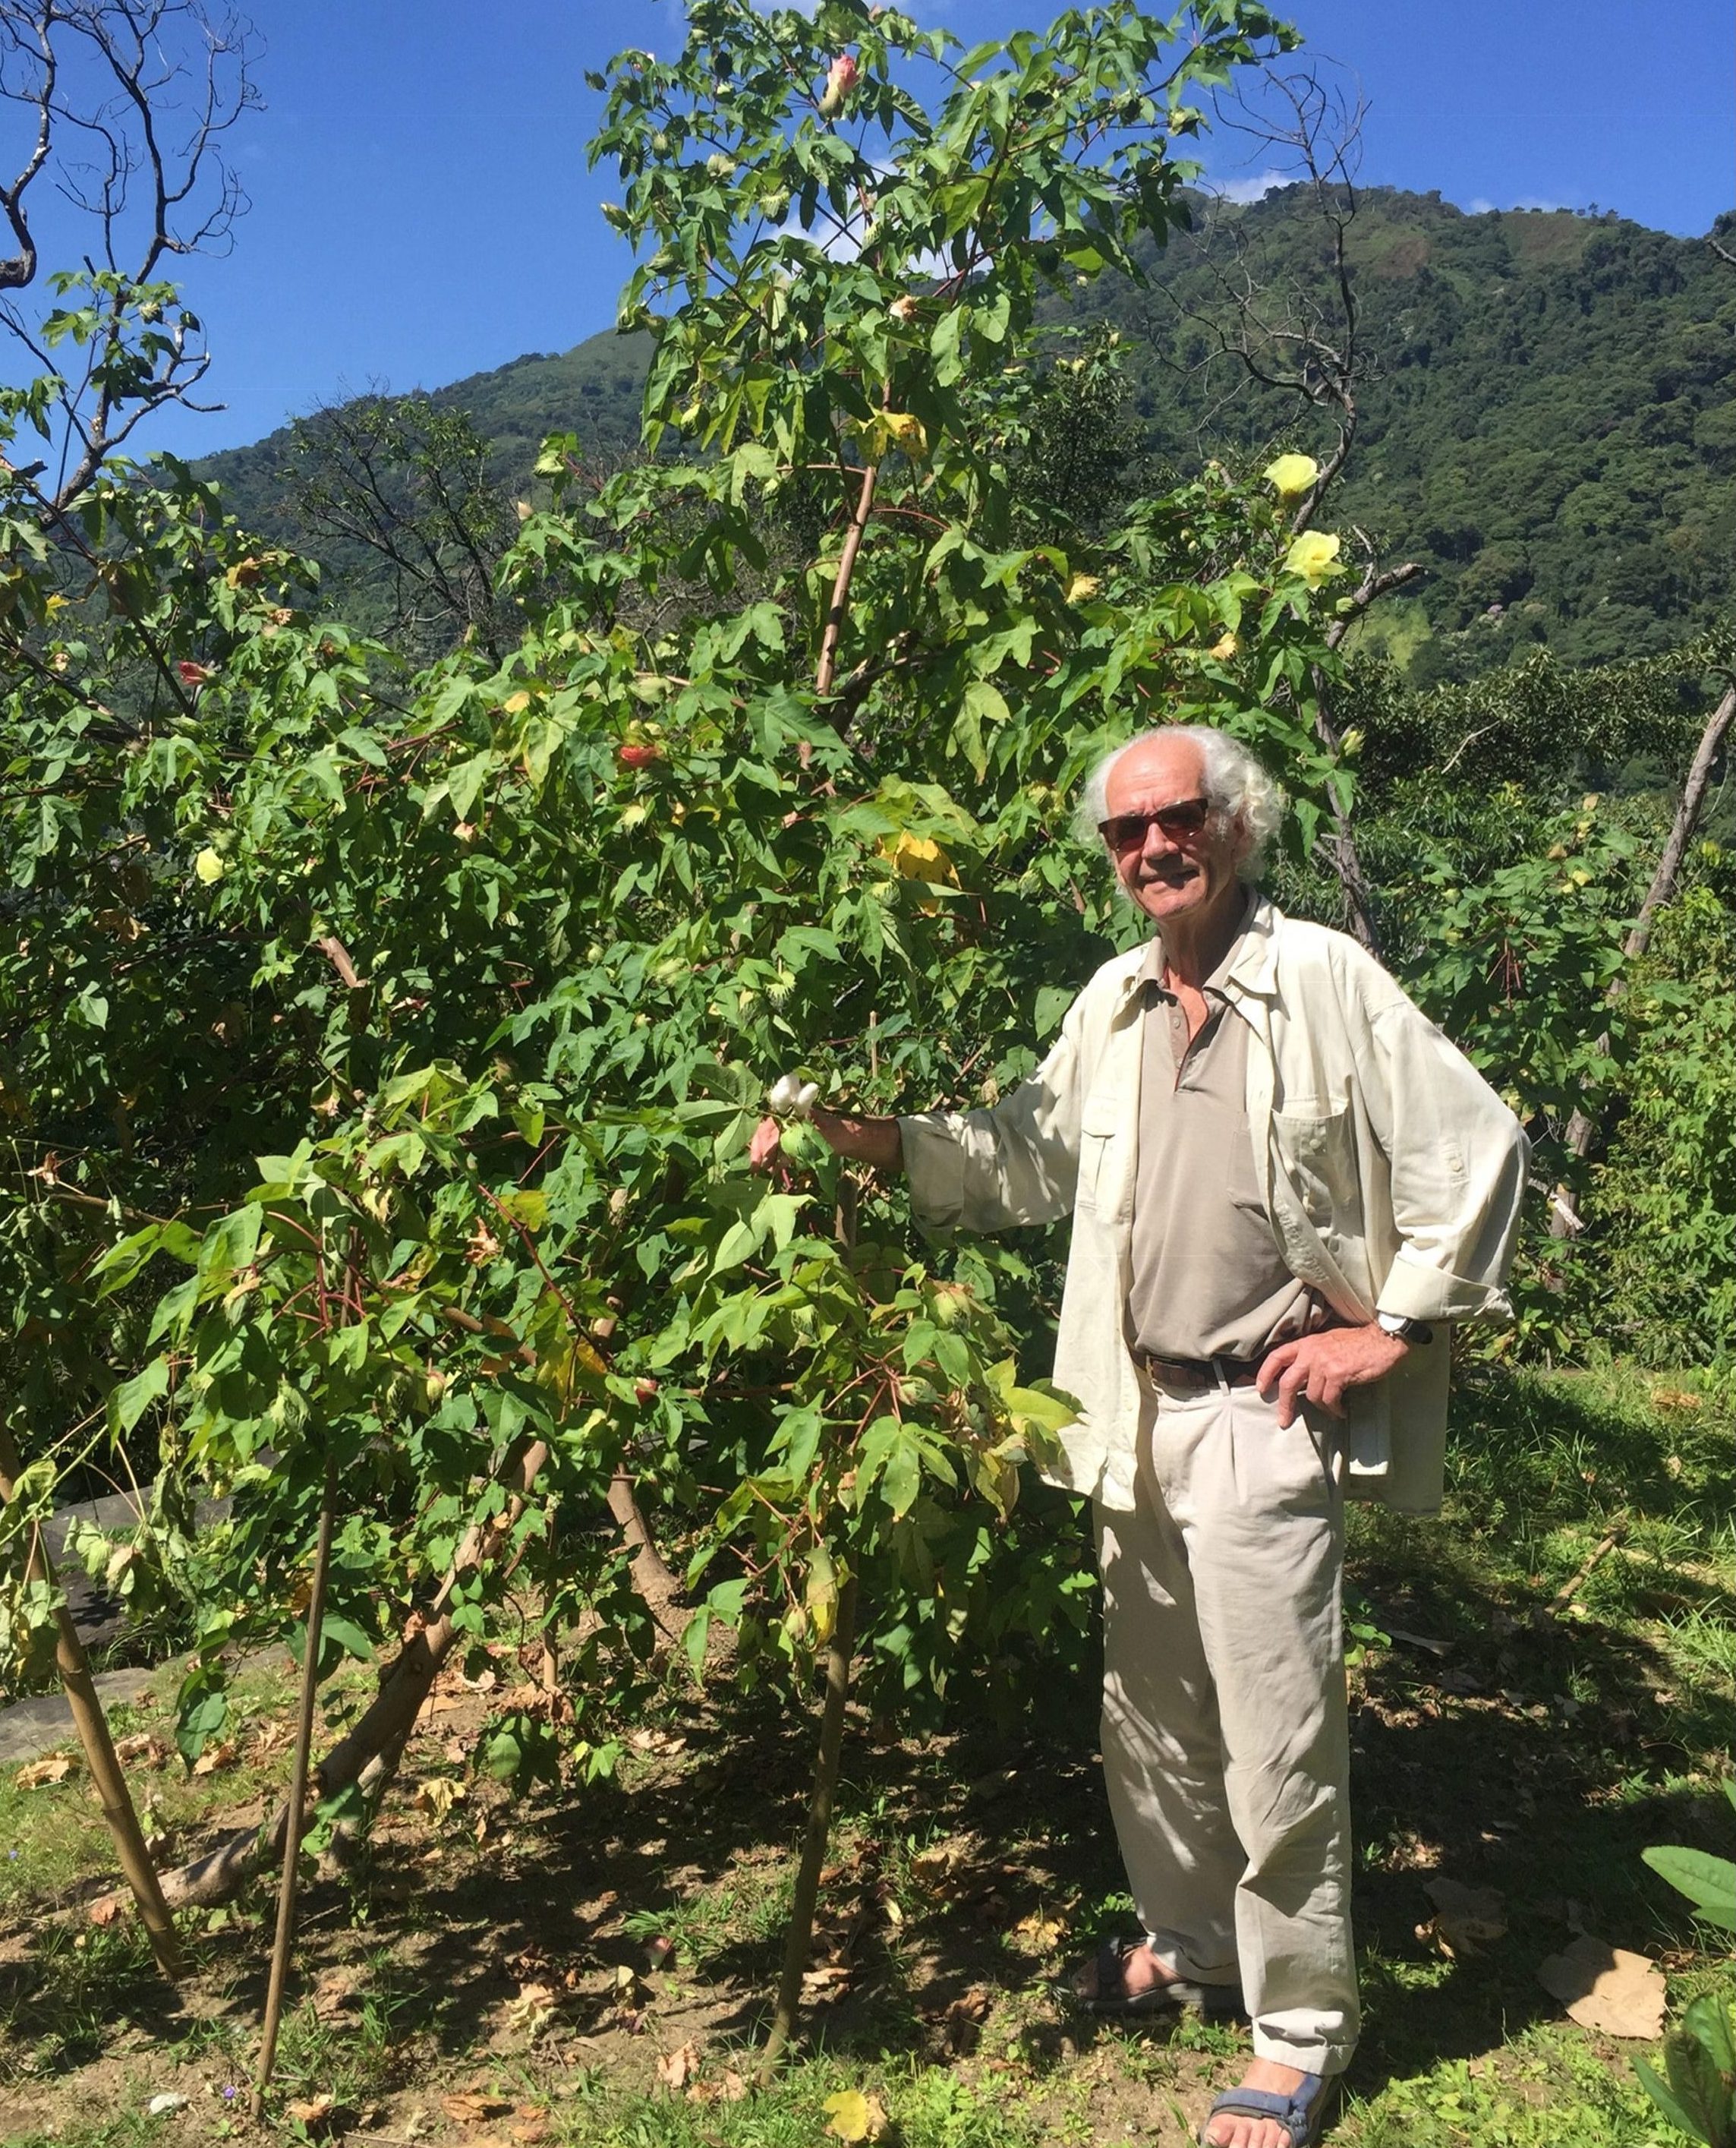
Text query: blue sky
12 2 1731 459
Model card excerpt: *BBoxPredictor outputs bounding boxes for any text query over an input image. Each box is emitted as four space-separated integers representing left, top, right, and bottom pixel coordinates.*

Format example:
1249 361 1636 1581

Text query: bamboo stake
251 1458 338 2121
756 1571 861 2084
0 1427 181 1982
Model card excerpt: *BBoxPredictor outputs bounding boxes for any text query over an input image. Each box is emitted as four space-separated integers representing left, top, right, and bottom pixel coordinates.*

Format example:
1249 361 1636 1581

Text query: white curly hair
1072 724 1287 881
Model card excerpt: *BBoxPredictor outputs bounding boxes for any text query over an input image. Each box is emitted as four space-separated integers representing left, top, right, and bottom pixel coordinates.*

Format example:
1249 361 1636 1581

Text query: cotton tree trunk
1549 682 1734 1237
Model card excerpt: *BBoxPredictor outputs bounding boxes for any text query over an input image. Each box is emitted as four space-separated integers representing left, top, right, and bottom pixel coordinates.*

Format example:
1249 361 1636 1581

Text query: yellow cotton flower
194 847 225 885
1265 453 1320 498
1208 632 1238 661
1065 573 1102 605
1284 530 1343 588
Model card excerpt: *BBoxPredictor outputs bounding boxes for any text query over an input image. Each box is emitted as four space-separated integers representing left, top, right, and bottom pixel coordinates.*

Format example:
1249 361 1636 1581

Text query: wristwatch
1375 1311 1435 1346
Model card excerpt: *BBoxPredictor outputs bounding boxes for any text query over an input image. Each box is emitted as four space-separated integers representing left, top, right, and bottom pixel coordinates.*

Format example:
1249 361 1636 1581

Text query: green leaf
1643 1846 1736 1929
111 1357 169 1435
1635 2055 1713 2146
320 1612 375 1664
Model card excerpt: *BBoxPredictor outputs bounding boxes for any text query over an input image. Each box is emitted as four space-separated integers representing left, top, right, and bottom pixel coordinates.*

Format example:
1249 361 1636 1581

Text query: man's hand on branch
750 1073 904 1175
1256 1323 1410 1429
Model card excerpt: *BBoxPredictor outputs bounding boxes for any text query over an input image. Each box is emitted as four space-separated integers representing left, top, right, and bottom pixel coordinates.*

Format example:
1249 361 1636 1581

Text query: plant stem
252 1456 338 2121
757 1570 860 2084
814 461 879 699
0 1427 182 1982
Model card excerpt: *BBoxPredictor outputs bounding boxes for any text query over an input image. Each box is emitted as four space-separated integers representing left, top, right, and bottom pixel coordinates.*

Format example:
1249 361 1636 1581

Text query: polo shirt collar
1122 888 1278 1005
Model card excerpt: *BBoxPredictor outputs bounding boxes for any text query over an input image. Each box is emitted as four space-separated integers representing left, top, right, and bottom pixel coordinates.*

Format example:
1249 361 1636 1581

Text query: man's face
1101 734 1247 932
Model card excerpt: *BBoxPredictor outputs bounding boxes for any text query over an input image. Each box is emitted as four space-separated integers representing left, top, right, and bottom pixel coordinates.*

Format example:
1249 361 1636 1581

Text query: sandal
1198 2069 1337 2146
1061 1935 1244 2019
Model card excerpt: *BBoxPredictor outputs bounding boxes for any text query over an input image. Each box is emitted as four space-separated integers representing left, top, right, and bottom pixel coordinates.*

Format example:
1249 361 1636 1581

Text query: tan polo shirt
1127 923 1320 1363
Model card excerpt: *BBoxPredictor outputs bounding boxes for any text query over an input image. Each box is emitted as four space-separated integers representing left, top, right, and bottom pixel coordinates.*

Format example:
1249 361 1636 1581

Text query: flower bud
818 52 859 118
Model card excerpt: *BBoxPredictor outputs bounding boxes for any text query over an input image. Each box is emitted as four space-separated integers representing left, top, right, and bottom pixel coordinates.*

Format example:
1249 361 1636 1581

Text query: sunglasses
1098 796 1213 852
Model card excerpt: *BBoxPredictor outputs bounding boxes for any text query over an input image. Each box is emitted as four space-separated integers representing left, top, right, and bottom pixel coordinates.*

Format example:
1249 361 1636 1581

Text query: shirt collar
1130 888 1274 1004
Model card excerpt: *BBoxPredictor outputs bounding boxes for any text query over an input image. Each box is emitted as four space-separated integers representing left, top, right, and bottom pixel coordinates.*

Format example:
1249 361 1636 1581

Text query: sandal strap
1093 1934 1142 2001
1200 2073 1326 2147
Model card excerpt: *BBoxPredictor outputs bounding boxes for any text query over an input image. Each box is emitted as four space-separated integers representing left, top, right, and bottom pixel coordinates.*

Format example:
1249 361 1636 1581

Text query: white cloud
1201 169 1293 205
1469 193 1571 216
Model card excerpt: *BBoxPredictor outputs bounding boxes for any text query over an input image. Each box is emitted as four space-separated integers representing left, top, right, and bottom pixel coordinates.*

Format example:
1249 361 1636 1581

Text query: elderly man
762 724 1528 2148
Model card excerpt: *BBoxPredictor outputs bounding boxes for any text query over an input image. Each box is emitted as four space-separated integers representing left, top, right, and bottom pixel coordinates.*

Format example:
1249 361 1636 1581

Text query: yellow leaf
502 691 531 715
805 1541 838 1648
879 832 957 888
878 410 928 459
1264 452 1320 497
412 1777 466 1822
824 2088 890 2143
194 847 225 884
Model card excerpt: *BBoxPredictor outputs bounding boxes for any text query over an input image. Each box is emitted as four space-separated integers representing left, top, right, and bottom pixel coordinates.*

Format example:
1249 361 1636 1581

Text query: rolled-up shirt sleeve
899 1001 1087 1235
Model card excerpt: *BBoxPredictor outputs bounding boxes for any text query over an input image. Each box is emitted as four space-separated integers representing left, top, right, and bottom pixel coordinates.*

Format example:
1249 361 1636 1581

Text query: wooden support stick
252 1459 337 2120
757 1572 860 2084
0 1429 181 1982
1549 1526 1624 1617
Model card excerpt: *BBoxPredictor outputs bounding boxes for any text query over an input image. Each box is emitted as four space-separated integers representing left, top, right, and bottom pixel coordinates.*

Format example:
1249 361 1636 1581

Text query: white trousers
1096 1374 1359 2077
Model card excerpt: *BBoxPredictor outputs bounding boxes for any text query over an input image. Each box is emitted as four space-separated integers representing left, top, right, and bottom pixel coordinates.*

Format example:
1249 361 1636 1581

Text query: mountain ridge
196 185 1736 681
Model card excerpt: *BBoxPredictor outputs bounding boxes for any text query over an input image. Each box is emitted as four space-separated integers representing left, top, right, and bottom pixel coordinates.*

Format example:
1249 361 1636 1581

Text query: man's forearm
810 1107 903 1174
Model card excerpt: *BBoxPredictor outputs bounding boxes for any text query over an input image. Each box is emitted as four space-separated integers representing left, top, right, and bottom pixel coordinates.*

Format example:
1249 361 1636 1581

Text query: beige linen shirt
898 894 1530 1515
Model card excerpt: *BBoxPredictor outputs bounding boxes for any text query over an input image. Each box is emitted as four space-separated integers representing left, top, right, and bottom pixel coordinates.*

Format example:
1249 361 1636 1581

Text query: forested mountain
196 186 1734 680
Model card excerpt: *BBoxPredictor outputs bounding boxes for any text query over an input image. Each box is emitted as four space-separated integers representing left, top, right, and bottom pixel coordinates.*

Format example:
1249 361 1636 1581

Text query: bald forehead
1105 733 1206 814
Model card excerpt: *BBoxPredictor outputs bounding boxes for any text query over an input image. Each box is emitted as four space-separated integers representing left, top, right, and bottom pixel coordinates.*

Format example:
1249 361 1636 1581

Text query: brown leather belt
1136 1351 1264 1389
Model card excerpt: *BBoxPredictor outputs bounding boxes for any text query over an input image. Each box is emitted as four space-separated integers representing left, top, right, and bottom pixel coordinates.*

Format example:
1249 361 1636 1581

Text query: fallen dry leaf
1013 1909 1063 1950
941 1986 993 2052
824 2087 891 2143
311 1970 361 2023
14 1752 74 1788
1423 1877 1508 1956
191 1739 238 1777
1537 1933 1666 2038
688 2068 749 2106
909 1844 959 1892
506 1981 557 2041
249 1718 291 1760
442 2092 515 2125
801 1960 854 2001
114 1731 169 1768
88 1895 123 1929
657 2042 698 2093
285 2092 335 2127
412 1776 466 1822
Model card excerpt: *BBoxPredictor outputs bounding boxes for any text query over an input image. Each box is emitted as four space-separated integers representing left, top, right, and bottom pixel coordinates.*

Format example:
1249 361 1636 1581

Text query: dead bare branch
0 1 260 505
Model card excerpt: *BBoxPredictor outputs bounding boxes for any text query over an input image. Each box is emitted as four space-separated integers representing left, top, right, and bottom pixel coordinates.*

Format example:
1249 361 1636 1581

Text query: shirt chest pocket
1271 1101 1359 1230
1076 1099 1123 1212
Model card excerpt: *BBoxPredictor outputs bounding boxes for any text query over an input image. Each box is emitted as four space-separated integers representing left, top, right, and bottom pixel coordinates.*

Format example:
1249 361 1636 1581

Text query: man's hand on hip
1256 1323 1410 1427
